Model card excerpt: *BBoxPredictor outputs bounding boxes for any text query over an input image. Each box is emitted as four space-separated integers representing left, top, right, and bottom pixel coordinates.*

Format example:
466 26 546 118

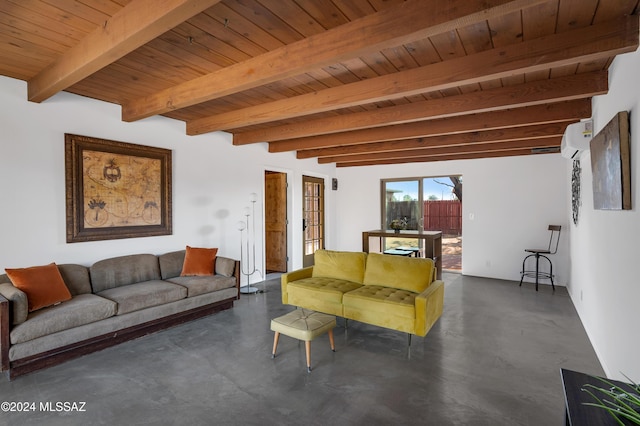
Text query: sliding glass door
381 176 462 256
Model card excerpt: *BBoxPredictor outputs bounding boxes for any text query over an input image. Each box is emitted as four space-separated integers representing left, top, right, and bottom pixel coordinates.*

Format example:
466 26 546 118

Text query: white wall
0 76 336 281
569 48 640 381
335 154 569 284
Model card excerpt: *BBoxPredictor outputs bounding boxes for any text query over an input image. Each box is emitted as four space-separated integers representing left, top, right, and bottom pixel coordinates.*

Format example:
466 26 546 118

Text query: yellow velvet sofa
281 250 444 337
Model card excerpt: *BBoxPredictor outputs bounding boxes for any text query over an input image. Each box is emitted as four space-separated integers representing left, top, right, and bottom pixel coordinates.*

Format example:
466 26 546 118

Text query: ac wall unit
561 119 593 159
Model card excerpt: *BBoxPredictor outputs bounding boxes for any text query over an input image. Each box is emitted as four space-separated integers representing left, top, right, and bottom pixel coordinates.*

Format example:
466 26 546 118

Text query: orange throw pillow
5 263 72 312
181 246 218 276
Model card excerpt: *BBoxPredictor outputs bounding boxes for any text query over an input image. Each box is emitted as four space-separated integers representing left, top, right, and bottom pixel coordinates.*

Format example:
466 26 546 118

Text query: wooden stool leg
271 332 280 359
328 329 335 352
305 341 311 372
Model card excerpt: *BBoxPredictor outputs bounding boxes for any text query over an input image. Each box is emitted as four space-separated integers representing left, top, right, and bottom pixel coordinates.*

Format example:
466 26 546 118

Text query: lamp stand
239 194 262 294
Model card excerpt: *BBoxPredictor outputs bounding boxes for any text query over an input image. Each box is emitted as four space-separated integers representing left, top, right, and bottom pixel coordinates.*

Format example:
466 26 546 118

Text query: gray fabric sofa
0 250 240 379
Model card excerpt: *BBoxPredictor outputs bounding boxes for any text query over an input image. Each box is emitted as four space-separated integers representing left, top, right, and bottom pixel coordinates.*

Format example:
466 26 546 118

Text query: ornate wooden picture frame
65 134 172 243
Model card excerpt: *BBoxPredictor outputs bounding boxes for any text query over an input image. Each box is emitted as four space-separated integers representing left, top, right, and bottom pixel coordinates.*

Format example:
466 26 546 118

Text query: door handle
302 218 307 231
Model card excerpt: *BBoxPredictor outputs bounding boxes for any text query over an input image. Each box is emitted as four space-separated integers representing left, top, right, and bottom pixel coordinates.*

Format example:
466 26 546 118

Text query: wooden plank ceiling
1 0 638 167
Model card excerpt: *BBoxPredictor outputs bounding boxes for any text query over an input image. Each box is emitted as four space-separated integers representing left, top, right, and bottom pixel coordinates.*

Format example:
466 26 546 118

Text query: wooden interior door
302 175 325 267
265 171 287 273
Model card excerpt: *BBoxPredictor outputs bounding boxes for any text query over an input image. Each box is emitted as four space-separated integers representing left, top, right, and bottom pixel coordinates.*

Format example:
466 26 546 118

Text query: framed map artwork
65 134 172 243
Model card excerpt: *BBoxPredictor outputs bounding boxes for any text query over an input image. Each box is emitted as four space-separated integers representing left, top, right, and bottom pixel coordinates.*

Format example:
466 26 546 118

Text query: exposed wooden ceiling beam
298 123 571 160
270 99 591 152
27 0 222 103
320 137 562 164
335 147 560 167
234 71 607 145
187 15 637 135
122 0 546 122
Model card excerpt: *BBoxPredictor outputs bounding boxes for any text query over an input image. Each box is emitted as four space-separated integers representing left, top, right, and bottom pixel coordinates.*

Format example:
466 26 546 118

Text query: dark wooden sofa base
2 297 235 380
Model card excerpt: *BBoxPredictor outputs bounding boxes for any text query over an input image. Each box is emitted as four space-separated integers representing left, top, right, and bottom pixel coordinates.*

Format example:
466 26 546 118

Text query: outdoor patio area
442 235 461 271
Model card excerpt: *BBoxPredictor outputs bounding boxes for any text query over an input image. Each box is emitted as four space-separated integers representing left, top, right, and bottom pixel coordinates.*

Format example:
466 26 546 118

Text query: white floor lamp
237 192 262 294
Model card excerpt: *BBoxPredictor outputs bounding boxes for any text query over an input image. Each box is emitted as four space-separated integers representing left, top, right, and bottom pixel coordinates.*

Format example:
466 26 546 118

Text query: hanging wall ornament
571 159 581 225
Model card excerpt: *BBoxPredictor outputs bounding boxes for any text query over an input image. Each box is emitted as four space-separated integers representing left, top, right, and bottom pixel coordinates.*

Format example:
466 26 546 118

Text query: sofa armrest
280 267 313 304
0 293 9 371
0 283 28 325
212 256 240 299
233 260 240 300
414 280 444 337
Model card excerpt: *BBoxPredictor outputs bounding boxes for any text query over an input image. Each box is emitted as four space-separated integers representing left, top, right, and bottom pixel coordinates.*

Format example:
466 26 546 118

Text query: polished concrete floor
0 273 603 426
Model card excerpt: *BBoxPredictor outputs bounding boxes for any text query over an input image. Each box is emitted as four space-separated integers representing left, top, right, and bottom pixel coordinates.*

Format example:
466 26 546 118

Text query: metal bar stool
519 225 561 291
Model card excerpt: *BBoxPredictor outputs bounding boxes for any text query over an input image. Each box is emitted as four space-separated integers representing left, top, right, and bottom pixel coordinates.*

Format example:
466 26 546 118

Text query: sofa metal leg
407 333 412 347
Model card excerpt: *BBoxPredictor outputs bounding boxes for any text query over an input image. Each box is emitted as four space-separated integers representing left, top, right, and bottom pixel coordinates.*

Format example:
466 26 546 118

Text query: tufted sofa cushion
342 285 416 319
312 250 367 284
287 277 362 316
363 253 434 293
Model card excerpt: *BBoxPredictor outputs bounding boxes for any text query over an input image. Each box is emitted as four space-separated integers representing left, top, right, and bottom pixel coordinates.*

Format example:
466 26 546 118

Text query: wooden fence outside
386 200 462 235
424 200 462 235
